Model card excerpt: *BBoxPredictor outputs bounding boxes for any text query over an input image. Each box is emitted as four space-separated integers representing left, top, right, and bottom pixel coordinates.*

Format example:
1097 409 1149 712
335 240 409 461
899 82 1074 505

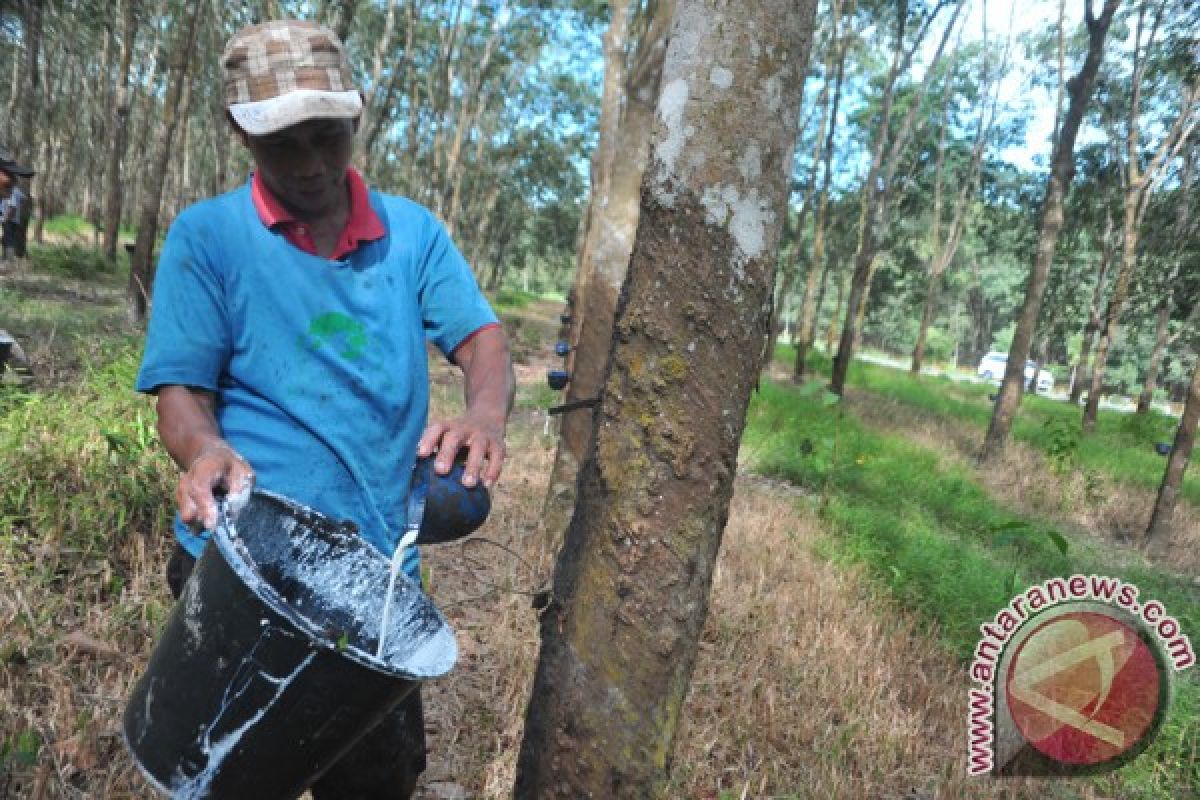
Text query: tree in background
542 0 674 544
980 0 1119 461
1083 0 1199 431
829 0 964 395
128 1 200 324
910 5 1013 375
1131 148 1197 413
790 0 853 381
1145 355 1200 550
103 0 138 263
0 1 603 295
515 0 816 794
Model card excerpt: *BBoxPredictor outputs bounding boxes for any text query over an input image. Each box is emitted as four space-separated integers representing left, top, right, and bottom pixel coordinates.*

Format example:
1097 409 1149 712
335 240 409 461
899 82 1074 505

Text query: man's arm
417 325 515 489
156 385 255 530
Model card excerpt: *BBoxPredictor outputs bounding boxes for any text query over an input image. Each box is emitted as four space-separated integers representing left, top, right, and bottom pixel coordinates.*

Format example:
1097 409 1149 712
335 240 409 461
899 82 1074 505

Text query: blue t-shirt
136 180 498 581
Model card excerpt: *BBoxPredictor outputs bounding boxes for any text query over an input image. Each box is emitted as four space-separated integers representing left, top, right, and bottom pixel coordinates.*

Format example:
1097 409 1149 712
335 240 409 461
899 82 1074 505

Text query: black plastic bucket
122 489 457 799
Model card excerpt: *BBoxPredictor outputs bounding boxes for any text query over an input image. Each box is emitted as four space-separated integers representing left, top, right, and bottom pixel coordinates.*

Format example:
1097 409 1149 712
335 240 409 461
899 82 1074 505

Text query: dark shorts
166 545 428 800
2 221 26 257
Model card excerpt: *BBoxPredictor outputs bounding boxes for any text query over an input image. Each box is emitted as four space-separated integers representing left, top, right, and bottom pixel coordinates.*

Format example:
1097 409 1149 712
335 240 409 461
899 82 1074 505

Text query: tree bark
1145 356 1199 548
980 0 1118 460
16 0 42 164
128 3 201 325
515 1 815 794
913 2 1014 375
1137 297 1172 414
794 6 849 381
1083 2 1199 432
541 1 672 543
1070 211 1114 405
830 0 964 394
104 0 138 261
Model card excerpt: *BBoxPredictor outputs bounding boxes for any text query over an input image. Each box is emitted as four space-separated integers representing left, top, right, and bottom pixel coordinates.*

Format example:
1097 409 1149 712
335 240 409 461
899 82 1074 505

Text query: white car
977 351 1053 393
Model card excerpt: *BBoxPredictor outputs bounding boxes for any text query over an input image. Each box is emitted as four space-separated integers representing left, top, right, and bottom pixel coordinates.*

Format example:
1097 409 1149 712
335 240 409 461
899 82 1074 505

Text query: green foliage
491 288 541 312
989 322 1015 353
0 729 41 768
922 326 957 363
28 244 118 280
1041 416 1081 473
1117 408 1177 445
516 380 562 412
41 214 94 238
0 347 175 574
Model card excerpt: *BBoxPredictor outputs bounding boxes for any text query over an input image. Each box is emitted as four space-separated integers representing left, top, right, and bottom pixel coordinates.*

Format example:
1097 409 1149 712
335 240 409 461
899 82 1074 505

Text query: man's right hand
176 441 255 531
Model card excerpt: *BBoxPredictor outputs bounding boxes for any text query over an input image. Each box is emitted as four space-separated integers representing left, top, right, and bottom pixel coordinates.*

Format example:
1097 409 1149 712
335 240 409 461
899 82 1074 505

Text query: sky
948 0 1092 172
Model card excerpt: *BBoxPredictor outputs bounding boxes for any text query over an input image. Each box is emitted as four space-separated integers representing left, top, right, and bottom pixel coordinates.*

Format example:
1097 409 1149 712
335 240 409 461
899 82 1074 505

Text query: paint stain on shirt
303 312 368 360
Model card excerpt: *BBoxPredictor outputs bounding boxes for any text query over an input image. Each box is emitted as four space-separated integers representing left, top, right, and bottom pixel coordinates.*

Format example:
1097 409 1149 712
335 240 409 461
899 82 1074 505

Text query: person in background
134 19 515 799
0 161 33 261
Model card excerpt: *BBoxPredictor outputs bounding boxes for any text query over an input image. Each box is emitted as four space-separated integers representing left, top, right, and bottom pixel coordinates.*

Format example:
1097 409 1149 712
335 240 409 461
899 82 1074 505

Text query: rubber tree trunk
1145 358 1199 548
542 1 672 543
543 0 633 531
16 0 41 164
1084 4 1200 432
830 1 963 395
1070 214 1114 405
980 0 1118 460
1137 298 1172 414
1083 198 1139 432
514 1 815 795
104 0 138 261
794 17 848 382
128 3 201 325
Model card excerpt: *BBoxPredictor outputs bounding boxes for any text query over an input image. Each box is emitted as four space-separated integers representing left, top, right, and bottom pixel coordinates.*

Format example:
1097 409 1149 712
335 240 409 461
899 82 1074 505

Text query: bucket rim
214 488 456 680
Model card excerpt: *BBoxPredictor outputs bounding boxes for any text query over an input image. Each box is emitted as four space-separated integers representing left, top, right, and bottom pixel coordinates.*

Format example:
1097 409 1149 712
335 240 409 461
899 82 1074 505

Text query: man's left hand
417 412 507 489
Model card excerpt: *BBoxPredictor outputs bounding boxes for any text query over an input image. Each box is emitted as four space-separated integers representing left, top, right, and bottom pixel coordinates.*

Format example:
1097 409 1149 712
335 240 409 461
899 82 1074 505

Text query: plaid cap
222 20 361 136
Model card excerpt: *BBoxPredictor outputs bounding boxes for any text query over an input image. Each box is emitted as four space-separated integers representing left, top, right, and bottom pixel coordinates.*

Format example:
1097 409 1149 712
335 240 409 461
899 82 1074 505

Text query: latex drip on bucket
122 489 457 799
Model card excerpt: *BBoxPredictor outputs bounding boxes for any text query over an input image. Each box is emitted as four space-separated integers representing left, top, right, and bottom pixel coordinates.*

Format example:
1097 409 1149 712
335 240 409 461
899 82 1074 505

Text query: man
135 20 515 799
0 161 33 261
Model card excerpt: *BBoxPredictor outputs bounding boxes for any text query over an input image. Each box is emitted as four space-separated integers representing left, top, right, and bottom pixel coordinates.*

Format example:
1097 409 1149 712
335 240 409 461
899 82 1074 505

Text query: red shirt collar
250 167 385 260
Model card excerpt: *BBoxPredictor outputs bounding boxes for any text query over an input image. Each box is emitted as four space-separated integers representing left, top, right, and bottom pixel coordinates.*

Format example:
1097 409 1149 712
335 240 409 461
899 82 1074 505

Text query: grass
743 379 1199 798
772 343 1200 506
40 214 134 243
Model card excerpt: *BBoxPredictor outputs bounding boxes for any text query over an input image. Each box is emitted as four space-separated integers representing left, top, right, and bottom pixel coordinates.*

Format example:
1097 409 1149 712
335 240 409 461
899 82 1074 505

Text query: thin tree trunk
981 0 1118 460
1145 357 1199 549
128 4 201 324
16 0 42 164
516 2 815 794
794 5 850 381
105 0 138 260
830 0 964 394
913 0 1014 375
910 66 952 375
4 27 22 144
1083 1 1199 432
826 264 847 354
1137 298 1172 414
541 0 672 542
767 0 844 370
1070 211 1114 405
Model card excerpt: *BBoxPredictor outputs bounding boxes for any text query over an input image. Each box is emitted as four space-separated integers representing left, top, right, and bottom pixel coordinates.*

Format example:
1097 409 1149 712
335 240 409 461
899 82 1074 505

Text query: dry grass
843 390 1200 577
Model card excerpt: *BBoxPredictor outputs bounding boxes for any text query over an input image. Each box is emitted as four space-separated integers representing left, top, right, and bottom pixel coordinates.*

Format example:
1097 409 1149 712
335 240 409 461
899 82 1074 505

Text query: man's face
0 171 12 195
240 117 357 219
